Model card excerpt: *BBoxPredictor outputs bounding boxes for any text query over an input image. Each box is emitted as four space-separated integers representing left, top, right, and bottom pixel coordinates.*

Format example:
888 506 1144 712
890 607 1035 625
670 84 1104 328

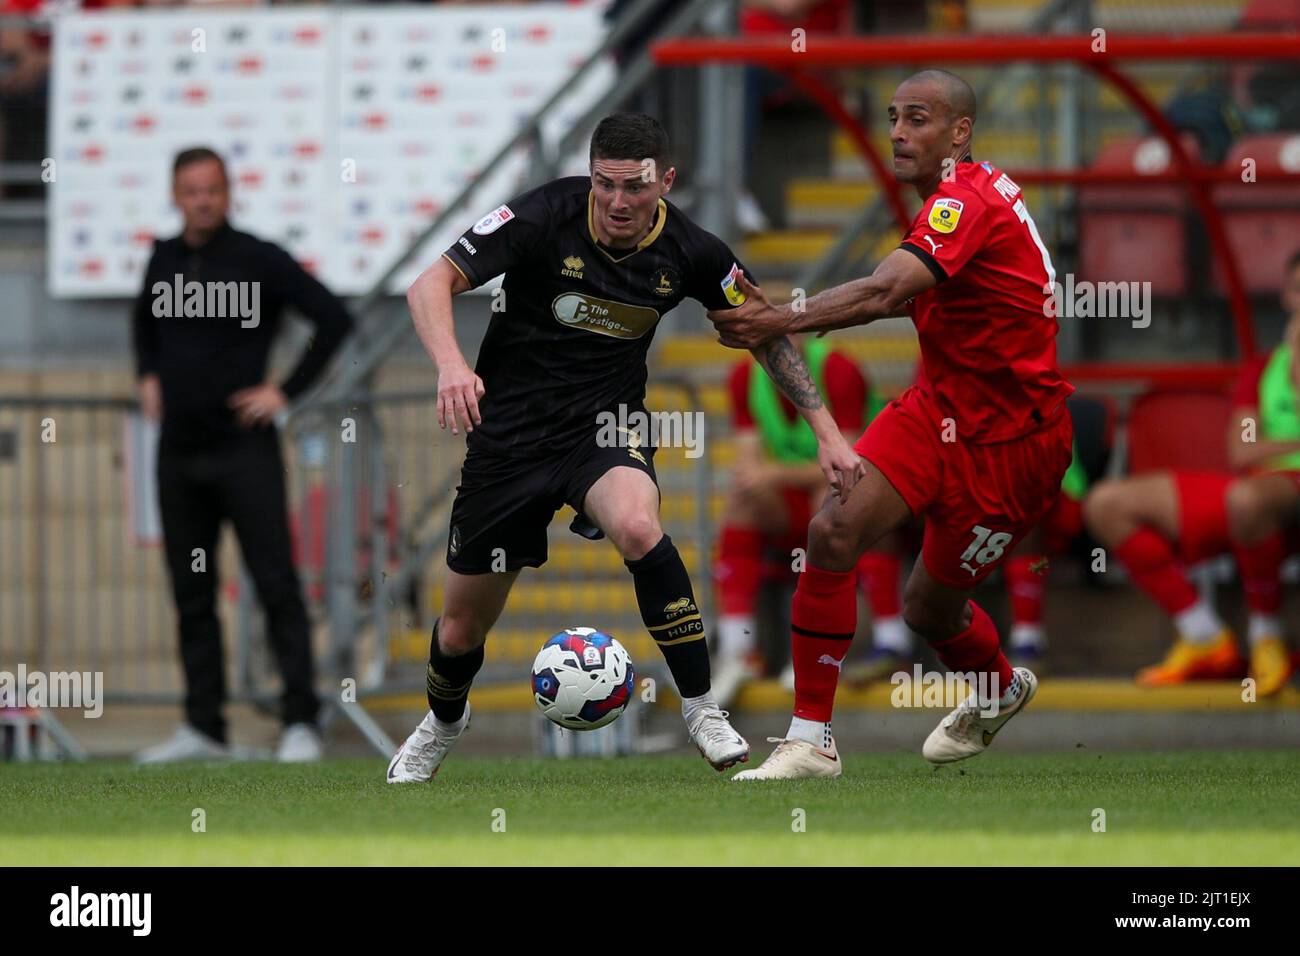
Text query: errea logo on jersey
928 198 963 234
472 203 514 235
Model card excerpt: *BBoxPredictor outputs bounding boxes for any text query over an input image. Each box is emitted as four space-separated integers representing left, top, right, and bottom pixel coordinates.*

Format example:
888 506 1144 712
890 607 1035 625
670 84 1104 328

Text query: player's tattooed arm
752 337 865 497
751 337 824 416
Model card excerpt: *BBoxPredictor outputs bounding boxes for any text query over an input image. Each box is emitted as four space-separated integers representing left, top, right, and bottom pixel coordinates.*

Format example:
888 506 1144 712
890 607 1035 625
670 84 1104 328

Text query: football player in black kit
387 113 863 782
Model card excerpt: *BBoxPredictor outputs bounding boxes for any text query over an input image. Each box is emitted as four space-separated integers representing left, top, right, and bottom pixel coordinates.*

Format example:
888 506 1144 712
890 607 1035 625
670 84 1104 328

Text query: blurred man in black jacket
132 147 353 763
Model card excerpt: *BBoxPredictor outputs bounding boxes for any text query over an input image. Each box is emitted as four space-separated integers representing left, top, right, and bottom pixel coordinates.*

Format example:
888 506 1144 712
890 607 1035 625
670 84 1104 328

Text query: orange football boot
1136 630 1247 687
1250 637 1294 698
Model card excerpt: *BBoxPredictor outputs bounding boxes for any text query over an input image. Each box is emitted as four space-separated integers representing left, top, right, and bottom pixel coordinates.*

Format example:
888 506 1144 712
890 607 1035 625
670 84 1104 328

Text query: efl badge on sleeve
472 204 515 236
927 197 963 234
721 262 747 306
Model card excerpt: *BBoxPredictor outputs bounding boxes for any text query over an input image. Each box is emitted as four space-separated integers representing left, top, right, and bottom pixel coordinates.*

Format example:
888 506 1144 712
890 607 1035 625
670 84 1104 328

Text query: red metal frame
653 32 1300 364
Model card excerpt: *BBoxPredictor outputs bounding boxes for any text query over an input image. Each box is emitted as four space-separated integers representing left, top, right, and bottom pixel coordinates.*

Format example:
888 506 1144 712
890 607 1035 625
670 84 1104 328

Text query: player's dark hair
589 113 671 172
1287 248 1300 275
172 146 227 180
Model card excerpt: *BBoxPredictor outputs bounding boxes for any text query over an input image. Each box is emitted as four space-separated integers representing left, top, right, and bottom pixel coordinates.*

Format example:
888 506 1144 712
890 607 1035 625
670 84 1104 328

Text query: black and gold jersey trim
586 191 669 263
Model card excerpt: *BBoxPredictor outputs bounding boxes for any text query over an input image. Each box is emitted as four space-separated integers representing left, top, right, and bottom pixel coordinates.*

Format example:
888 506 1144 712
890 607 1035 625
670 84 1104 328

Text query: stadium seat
1078 136 1200 297
1211 133 1300 297
1124 388 1233 475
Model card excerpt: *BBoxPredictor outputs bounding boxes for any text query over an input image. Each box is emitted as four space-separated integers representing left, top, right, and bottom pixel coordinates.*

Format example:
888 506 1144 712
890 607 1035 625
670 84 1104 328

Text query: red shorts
1174 470 1300 564
855 385 1074 589
774 484 815 551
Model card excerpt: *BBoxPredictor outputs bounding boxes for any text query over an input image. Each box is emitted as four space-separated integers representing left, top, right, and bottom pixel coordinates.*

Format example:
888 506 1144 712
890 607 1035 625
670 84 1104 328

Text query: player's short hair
1287 249 1300 275
589 113 671 172
172 147 227 180
900 69 977 124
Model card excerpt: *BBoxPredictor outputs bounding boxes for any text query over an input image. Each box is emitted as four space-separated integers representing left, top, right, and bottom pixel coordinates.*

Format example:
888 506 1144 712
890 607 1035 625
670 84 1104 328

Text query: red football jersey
899 159 1074 443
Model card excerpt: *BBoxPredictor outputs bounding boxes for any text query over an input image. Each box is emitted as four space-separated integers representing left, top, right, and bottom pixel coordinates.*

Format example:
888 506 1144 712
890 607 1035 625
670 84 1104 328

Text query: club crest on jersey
652 267 678 297
928 198 963 234
472 203 514 235
721 262 747 306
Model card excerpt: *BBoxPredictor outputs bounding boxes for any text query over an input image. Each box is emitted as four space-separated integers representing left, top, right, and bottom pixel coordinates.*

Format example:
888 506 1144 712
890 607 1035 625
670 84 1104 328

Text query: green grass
3 751 1299 865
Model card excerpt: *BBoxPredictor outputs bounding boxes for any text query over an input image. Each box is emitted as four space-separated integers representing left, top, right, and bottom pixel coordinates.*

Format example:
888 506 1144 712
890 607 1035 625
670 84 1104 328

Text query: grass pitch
4 751 1298 865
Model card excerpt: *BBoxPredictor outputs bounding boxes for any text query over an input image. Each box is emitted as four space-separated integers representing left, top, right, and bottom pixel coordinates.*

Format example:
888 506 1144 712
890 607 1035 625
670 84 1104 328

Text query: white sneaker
135 724 229 764
732 736 842 780
386 705 469 784
686 707 749 770
778 662 796 692
922 667 1038 765
711 656 759 710
277 723 323 763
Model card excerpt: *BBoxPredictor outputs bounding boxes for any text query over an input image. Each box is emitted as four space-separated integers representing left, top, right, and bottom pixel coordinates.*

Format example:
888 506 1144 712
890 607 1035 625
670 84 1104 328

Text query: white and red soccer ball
531 627 635 730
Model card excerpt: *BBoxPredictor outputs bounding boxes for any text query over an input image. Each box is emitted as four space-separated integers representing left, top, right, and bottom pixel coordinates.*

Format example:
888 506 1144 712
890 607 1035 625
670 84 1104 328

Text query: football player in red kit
709 69 1075 777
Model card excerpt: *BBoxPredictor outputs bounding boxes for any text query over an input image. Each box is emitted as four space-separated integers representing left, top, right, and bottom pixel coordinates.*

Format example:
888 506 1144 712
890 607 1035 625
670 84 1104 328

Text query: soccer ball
531 627 635 730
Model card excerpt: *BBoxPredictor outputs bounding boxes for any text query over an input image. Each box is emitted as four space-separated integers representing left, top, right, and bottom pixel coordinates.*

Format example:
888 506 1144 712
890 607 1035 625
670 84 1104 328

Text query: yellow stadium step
644 381 730 416
740 230 838 267
363 675 1300 713
741 229 904 269
427 580 644 617
654 443 736 470
542 540 704 575
656 334 919 372
786 178 888 229
388 626 664 665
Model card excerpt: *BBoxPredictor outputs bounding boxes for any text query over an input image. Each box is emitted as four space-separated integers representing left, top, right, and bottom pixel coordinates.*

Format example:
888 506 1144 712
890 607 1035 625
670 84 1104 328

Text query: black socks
625 534 711 699
425 619 484 723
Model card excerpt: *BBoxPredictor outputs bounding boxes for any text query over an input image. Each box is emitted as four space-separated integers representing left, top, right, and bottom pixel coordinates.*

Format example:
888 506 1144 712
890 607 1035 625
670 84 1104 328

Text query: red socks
1234 533 1285 615
790 563 857 722
856 551 901 618
1114 527 1199 615
715 526 764 616
1005 555 1045 627
927 601 1014 694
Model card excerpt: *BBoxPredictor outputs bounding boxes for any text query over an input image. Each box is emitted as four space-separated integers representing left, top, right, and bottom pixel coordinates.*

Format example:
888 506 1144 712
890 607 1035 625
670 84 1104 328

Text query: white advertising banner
48 3 611 298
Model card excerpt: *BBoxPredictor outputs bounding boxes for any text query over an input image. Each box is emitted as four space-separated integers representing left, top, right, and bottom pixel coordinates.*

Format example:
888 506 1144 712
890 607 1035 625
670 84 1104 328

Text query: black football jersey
441 176 752 456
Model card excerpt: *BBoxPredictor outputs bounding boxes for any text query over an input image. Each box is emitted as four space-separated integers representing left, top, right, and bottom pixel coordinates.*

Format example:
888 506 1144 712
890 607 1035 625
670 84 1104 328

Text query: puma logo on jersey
817 654 843 670
923 235 943 255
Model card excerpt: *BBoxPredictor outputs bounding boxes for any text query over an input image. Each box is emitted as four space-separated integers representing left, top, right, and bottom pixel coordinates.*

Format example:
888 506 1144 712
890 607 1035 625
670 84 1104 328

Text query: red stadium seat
1239 0 1300 29
1125 389 1233 475
1078 136 1200 297
1211 134 1300 296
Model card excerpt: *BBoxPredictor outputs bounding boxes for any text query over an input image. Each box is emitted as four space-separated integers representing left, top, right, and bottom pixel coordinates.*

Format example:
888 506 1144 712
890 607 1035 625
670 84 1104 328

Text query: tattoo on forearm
757 338 824 411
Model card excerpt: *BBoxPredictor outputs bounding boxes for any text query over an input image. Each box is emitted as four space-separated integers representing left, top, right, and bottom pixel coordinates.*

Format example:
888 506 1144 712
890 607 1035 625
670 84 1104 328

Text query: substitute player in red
710 69 1074 777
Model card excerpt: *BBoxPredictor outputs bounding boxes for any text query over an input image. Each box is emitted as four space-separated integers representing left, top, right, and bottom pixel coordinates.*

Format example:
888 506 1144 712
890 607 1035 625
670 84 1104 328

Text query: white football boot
386 704 470 784
710 655 761 710
277 723 323 763
686 707 750 770
732 736 842 780
922 666 1038 765
134 724 230 764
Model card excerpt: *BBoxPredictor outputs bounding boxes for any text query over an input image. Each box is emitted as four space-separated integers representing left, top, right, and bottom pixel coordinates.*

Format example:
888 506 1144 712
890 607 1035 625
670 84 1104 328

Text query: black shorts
445 431 658 574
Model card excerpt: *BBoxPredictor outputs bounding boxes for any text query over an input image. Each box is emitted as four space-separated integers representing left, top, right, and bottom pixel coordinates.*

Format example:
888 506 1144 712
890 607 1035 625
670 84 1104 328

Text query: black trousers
157 427 318 742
